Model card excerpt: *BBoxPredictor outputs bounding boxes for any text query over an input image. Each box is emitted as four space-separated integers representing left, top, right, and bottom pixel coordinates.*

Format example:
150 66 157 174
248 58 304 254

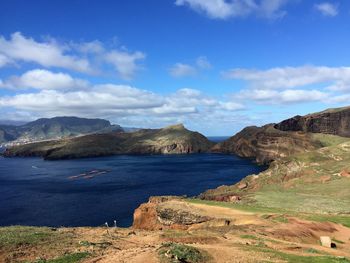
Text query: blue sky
0 0 350 135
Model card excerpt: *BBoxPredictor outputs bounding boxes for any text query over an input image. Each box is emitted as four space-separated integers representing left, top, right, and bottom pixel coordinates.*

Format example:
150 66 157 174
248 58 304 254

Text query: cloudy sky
0 0 350 135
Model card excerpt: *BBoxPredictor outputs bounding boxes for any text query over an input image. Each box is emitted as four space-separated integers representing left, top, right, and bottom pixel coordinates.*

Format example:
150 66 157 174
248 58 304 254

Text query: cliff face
133 196 225 231
211 124 320 164
275 107 350 137
3 124 214 160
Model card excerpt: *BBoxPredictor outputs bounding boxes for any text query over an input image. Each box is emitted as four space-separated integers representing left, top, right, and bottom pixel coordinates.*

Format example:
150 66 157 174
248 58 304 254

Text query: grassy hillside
201 133 350 216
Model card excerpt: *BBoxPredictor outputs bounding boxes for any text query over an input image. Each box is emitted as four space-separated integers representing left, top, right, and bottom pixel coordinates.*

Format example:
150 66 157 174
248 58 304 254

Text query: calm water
0 154 265 227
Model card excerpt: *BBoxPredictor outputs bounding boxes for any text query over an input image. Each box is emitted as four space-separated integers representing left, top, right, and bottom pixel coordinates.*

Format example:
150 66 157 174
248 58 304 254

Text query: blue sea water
0 153 265 227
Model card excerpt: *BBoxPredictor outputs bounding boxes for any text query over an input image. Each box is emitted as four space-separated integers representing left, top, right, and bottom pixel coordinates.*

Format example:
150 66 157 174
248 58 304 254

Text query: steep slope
212 124 321 164
0 116 123 144
201 134 350 214
3 124 214 160
275 106 350 137
212 106 350 164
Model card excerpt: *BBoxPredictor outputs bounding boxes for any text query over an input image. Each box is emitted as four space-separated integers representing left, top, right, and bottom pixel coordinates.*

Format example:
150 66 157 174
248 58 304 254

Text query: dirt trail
182 201 264 225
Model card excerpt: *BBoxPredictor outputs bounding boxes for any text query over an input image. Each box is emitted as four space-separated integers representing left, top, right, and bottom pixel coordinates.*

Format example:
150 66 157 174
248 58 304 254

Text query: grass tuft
158 242 210 263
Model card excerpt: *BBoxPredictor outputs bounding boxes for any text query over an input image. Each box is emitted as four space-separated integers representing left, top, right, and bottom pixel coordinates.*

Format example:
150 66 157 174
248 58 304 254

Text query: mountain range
6 106 350 162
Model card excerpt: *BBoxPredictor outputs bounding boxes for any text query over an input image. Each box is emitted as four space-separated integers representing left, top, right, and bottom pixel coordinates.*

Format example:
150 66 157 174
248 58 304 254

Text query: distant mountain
0 116 123 144
4 124 214 160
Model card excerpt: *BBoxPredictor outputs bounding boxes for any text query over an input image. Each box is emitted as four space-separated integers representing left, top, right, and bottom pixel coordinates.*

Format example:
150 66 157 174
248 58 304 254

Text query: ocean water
207 136 230 143
0 154 265 227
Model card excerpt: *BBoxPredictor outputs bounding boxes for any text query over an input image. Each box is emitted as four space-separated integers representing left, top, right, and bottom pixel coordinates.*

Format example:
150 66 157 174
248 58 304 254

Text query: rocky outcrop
132 196 212 231
275 106 350 137
4 124 214 160
212 124 320 164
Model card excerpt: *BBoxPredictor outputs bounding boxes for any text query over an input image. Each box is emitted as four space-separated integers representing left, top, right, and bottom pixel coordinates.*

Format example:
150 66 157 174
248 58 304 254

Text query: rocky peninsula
3 124 214 160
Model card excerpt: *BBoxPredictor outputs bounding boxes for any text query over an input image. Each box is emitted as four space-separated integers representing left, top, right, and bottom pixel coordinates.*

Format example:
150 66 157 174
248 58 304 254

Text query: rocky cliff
275 106 350 137
211 124 320 164
3 124 214 160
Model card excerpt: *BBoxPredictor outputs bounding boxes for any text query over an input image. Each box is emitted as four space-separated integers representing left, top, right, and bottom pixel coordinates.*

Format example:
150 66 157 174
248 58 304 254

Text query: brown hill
3 124 214 160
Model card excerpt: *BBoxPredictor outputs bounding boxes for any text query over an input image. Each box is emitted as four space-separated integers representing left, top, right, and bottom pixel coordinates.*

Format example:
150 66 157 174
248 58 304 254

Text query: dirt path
183 201 264 225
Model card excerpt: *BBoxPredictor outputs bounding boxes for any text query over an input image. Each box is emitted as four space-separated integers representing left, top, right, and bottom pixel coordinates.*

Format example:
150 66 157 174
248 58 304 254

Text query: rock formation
133 196 217 231
275 106 350 137
211 124 320 164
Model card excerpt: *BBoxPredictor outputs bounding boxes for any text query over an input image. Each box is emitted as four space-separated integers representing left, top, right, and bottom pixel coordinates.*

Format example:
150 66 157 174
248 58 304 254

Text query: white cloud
0 32 93 73
0 85 164 115
175 0 291 19
169 56 212 78
314 2 338 17
236 89 329 104
0 70 244 130
223 65 350 105
104 50 146 80
73 40 105 54
223 66 350 90
169 63 197 77
0 53 13 67
219 101 245 111
196 56 212 69
1 69 89 90
0 32 147 80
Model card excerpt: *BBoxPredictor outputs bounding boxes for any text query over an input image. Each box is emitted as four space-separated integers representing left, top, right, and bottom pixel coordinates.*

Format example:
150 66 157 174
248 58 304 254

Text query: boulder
207 194 241 202
320 236 336 248
340 170 350 178
238 182 248 190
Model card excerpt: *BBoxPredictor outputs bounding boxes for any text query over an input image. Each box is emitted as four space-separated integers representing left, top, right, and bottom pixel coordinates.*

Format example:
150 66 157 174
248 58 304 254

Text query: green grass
240 234 260 240
246 244 350 263
0 226 59 247
31 252 89 263
305 214 350 228
158 242 210 263
274 252 350 263
304 248 322 254
311 134 350 147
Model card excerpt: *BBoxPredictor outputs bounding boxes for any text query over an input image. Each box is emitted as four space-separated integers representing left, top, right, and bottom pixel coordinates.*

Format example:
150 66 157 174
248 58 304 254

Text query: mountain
211 124 321 164
3 124 214 160
274 106 350 137
212 106 350 164
0 116 123 144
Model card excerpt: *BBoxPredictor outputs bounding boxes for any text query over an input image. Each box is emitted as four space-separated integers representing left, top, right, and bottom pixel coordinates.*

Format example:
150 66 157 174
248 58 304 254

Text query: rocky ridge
275 106 350 137
212 124 321 164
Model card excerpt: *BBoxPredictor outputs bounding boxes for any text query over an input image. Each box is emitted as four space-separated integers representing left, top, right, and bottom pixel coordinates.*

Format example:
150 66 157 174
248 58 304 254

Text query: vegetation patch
0 226 60 247
246 243 350 263
30 252 89 263
158 242 210 263
305 214 350 228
